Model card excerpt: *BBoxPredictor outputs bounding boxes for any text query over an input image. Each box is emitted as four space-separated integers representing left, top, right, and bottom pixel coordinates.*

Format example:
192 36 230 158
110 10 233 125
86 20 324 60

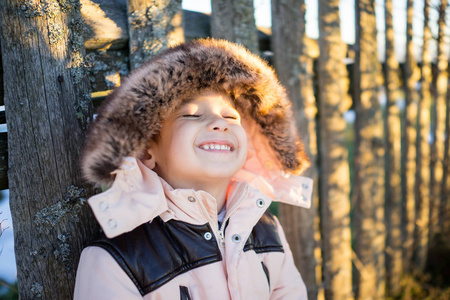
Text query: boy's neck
164 177 230 213
195 180 229 213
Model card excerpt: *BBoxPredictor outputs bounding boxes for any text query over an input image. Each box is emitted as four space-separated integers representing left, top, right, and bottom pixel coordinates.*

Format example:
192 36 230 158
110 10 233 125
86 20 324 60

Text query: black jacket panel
91 217 222 296
90 211 283 296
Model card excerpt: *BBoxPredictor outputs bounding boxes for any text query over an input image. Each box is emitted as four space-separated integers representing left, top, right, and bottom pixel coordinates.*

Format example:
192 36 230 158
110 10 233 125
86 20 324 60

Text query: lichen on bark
31 282 44 299
48 22 64 44
33 185 86 234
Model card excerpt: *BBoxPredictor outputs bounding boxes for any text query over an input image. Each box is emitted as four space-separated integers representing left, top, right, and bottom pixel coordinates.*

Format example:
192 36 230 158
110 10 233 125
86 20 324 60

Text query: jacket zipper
217 184 249 247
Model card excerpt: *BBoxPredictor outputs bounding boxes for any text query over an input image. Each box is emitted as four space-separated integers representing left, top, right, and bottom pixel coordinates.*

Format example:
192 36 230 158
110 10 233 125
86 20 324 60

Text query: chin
200 168 240 181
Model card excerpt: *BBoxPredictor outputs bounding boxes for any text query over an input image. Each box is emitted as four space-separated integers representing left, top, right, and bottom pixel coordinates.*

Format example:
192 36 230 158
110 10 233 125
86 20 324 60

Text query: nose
207 115 229 132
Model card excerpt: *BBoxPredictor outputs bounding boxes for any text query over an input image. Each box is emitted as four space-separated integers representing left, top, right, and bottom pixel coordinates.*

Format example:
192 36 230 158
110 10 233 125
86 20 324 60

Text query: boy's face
146 92 248 190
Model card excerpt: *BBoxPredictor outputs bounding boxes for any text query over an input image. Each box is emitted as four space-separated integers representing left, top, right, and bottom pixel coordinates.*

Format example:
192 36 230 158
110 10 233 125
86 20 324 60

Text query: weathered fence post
127 0 183 70
353 0 386 298
0 38 6 191
401 0 418 274
414 0 432 271
441 72 450 234
383 0 402 295
0 0 98 298
210 0 258 53
429 0 447 247
317 1 353 299
271 1 320 299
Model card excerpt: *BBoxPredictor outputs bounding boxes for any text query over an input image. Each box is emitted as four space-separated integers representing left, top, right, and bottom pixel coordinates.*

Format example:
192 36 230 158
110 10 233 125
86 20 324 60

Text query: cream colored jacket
74 157 312 300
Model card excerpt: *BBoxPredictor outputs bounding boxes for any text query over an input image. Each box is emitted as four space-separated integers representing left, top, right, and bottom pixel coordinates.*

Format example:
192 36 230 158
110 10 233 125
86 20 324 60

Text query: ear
141 148 157 169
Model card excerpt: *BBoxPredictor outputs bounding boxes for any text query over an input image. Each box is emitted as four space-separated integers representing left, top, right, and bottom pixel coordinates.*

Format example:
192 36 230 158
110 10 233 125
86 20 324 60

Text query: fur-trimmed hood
82 38 309 186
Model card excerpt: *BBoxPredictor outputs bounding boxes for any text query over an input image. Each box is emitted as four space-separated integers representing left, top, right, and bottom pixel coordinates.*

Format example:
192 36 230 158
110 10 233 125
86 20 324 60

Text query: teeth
201 144 231 151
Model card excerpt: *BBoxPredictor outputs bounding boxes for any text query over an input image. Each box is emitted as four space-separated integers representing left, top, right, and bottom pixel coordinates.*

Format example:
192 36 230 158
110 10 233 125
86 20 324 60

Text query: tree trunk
271 1 320 299
210 0 258 53
317 1 353 299
383 0 402 295
0 39 6 191
414 0 431 271
0 0 98 298
127 0 183 70
0 38 3 106
353 0 386 298
429 0 447 246
401 0 418 274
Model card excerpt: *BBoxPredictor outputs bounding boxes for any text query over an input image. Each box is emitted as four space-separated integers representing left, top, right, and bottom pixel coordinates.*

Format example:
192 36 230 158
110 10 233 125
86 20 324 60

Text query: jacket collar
88 157 313 239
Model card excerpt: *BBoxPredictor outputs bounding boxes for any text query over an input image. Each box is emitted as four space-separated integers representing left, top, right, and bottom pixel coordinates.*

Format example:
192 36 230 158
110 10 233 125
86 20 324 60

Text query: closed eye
183 114 201 118
224 115 238 120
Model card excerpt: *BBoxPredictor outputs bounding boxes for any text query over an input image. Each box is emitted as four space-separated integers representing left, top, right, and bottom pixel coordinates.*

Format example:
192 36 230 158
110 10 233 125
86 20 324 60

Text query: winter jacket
74 157 313 299
75 39 314 299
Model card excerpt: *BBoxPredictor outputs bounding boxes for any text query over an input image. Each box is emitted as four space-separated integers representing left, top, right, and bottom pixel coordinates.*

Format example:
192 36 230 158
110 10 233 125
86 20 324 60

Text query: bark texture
210 0 258 53
383 0 402 295
127 0 183 70
414 0 431 271
0 39 6 190
353 0 386 298
271 1 320 299
401 0 418 273
0 39 3 106
429 0 447 245
0 0 98 298
317 1 353 299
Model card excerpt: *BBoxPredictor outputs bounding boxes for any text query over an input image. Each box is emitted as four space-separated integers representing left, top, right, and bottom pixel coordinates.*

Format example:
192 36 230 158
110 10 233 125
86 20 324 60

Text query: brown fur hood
82 38 309 186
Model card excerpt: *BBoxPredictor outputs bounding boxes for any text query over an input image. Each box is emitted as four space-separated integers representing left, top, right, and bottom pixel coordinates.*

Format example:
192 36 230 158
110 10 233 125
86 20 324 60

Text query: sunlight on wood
81 0 125 50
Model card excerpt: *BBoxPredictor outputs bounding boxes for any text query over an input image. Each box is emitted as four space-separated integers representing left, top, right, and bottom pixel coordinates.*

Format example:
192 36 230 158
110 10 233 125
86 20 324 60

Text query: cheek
237 128 248 150
166 127 196 157
236 128 248 163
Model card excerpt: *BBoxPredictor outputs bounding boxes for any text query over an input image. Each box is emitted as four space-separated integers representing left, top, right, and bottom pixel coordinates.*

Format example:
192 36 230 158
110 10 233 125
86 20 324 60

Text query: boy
75 39 313 299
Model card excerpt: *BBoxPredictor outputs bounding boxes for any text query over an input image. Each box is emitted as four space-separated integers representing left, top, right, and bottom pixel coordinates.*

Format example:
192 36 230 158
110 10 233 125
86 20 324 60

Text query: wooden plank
127 0 183 70
81 0 128 50
272 1 320 299
211 0 259 53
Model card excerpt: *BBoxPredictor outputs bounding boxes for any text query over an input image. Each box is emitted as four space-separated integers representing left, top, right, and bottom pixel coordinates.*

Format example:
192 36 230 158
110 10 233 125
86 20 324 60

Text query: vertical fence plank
384 0 402 295
353 0 386 298
0 39 5 190
401 0 418 274
414 0 432 272
271 1 320 299
441 72 450 233
317 0 353 299
127 0 183 70
429 0 447 247
210 0 258 53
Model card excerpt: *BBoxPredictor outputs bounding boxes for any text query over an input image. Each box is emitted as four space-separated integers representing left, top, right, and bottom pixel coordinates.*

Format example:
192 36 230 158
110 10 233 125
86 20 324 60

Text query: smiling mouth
199 144 233 151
